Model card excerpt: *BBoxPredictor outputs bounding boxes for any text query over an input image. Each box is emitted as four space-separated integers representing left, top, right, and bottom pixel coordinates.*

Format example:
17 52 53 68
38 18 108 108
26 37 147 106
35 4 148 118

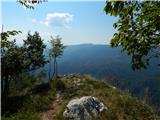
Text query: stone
112 86 116 89
72 79 84 87
63 96 107 120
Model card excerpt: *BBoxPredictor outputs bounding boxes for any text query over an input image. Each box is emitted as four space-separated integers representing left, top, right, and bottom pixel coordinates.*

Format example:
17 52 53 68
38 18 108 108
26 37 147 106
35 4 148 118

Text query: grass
55 74 156 120
2 74 157 120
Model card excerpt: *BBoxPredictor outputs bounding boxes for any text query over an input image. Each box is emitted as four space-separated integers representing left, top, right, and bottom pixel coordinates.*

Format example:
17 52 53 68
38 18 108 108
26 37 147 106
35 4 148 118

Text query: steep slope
2 74 158 120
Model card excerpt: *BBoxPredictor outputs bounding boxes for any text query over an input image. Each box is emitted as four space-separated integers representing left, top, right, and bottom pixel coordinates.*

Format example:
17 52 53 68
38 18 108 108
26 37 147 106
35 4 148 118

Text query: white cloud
40 13 73 28
31 18 37 22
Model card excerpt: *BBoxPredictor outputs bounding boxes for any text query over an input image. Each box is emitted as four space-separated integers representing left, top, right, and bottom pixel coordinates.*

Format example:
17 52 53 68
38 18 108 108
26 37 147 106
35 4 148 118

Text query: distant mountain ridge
56 44 159 78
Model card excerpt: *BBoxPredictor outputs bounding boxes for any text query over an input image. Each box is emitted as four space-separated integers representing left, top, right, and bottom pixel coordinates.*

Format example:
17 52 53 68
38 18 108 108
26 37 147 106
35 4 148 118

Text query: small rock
56 91 61 99
63 96 107 120
112 86 116 89
73 79 84 87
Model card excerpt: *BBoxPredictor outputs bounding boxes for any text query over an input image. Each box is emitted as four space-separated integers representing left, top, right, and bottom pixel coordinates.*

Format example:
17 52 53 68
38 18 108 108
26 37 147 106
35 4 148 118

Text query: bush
50 79 66 91
10 73 37 94
1 111 40 120
22 95 53 112
55 79 66 91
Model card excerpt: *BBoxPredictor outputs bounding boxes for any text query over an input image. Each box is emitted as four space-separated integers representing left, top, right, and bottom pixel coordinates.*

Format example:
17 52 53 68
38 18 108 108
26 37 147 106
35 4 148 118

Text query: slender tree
48 36 66 79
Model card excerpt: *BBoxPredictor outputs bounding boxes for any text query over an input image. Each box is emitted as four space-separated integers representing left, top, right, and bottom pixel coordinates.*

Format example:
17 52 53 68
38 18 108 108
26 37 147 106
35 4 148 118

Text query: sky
1 0 117 45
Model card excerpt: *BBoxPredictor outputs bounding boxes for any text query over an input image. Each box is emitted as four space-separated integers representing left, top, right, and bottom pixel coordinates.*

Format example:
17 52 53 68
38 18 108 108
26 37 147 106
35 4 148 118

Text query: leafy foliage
1 30 21 48
1 30 22 99
48 36 66 78
17 0 47 9
10 73 37 94
1 31 46 101
49 36 66 58
37 70 47 83
104 1 160 70
23 31 47 71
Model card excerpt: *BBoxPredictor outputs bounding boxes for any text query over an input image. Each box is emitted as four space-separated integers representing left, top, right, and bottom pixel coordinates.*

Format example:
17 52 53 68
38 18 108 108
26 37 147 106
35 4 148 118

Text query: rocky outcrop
63 96 107 120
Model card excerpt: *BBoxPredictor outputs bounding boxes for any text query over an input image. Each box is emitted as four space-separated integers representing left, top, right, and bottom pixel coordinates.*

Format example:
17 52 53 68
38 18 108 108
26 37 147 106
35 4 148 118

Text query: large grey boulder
63 96 107 120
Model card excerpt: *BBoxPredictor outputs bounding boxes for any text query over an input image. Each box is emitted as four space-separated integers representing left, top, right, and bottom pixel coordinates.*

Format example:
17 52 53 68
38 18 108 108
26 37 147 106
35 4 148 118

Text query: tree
1 30 23 99
23 31 47 71
37 69 46 83
1 31 47 99
104 1 160 70
48 36 66 79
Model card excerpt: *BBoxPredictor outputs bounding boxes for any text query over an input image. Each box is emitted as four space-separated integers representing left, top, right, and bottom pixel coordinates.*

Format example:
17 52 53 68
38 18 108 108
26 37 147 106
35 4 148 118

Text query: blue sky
1 1 117 45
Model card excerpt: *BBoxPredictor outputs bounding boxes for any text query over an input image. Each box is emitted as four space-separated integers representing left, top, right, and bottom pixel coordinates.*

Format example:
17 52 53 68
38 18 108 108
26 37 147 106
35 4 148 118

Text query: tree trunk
3 75 9 100
48 56 52 80
52 57 56 79
1 77 4 98
55 60 58 78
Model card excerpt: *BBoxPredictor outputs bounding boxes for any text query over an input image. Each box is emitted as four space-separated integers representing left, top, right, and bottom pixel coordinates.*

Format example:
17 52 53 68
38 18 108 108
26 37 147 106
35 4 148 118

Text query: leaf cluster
104 1 160 70
49 35 66 58
1 30 47 80
23 31 47 70
17 0 47 9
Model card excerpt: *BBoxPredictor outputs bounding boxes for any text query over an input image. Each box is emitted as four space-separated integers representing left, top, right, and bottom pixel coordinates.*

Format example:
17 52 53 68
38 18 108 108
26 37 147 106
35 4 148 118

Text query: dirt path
39 97 63 120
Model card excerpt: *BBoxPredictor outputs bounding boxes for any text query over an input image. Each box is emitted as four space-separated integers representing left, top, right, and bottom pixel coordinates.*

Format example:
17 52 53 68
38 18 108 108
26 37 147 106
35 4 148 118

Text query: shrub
22 95 52 112
10 73 37 94
50 79 66 91
1 111 40 120
55 79 66 91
